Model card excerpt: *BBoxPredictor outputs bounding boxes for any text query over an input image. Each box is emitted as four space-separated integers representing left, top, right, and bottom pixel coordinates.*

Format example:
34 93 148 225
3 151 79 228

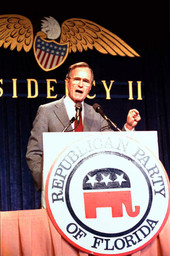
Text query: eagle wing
60 18 140 57
0 14 33 52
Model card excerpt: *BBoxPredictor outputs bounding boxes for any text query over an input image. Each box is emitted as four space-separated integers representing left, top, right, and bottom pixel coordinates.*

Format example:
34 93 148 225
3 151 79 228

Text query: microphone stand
106 117 121 132
62 117 76 132
93 103 121 132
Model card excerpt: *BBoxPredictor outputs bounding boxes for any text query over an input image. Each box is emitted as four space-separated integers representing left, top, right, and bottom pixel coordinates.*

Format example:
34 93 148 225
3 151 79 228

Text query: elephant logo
83 168 140 219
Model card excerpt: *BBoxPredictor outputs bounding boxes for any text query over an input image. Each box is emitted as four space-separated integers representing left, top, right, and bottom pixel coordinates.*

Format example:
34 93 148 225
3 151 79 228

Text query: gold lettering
87 80 96 99
101 80 114 100
0 78 143 100
128 81 134 100
0 79 3 97
65 80 68 96
46 79 58 99
12 79 18 98
27 79 38 98
137 81 143 100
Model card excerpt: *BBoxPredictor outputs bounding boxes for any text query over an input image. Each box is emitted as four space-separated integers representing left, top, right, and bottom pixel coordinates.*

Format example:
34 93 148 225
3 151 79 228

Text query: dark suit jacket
26 97 110 190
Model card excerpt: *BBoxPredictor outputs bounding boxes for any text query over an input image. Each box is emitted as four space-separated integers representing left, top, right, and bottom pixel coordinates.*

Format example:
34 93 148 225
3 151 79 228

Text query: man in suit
26 62 141 190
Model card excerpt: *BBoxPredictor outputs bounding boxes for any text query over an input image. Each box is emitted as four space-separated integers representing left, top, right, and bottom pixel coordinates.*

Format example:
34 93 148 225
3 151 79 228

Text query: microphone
93 103 121 131
62 117 76 132
62 103 82 132
75 102 82 122
93 103 108 120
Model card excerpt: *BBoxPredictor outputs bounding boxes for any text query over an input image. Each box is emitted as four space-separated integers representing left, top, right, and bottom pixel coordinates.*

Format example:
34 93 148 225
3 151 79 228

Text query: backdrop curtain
0 3 169 211
0 48 169 211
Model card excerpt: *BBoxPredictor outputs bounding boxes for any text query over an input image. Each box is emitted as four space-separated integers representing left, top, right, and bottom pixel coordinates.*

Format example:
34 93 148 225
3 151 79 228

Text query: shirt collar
64 95 84 120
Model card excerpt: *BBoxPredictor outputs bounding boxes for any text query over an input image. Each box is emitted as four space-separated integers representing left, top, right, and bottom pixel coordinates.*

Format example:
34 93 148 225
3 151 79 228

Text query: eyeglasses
69 77 92 87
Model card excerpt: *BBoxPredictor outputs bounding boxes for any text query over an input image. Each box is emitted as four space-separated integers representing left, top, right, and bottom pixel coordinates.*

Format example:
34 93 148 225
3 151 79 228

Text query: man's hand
125 109 141 131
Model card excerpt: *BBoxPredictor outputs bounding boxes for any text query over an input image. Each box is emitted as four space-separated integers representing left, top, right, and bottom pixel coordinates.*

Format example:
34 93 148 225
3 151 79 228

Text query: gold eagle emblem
0 15 140 71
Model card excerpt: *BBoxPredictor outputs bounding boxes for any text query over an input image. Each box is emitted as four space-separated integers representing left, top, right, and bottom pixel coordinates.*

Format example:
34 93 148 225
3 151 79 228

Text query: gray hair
66 62 94 82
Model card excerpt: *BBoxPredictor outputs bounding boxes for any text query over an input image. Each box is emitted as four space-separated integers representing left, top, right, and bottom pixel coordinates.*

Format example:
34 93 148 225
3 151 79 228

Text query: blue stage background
0 2 169 210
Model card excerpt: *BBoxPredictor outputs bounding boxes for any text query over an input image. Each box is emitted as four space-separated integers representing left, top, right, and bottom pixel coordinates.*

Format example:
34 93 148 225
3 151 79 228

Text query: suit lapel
53 97 70 131
84 103 95 131
52 98 95 132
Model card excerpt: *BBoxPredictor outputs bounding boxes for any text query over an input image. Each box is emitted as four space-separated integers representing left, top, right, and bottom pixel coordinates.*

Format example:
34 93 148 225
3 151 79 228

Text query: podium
42 131 159 208
0 131 169 256
42 131 169 256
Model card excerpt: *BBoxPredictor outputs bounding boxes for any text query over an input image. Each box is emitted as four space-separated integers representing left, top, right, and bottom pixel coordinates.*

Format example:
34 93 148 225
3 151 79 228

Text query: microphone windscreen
93 103 101 113
75 102 82 110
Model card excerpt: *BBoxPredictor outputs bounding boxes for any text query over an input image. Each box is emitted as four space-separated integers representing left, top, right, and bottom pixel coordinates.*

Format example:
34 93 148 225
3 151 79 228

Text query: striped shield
34 35 69 71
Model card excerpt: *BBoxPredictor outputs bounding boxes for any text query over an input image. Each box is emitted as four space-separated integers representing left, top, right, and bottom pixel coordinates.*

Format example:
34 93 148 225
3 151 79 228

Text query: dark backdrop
0 2 169 210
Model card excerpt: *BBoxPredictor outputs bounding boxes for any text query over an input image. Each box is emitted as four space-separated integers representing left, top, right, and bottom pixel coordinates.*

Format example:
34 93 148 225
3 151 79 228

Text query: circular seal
45 133 169 256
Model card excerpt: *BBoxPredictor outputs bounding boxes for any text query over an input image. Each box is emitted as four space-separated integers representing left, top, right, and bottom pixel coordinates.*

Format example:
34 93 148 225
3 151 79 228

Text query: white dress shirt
64 95 84 129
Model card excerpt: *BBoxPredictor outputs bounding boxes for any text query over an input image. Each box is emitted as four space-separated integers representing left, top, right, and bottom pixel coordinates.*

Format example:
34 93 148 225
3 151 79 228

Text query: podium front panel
42 131 169 256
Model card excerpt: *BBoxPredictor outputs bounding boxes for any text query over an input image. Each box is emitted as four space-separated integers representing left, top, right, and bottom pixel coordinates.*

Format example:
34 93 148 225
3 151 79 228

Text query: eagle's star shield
34 35 69 71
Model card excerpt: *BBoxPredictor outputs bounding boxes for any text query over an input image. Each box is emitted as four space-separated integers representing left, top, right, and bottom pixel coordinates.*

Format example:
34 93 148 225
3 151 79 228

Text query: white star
86 174 97 187
100 173 112 186
114 173 126 186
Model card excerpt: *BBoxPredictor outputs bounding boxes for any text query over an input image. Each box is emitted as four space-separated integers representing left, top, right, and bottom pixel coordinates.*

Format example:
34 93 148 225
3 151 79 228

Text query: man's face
66 67 93 103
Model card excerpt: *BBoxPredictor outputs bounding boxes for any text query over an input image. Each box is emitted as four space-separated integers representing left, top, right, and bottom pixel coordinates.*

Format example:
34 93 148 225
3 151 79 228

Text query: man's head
65 62 94 103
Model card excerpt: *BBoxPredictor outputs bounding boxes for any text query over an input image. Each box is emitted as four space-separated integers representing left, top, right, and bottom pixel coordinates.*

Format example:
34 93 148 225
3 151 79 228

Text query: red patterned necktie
74 113 83 132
